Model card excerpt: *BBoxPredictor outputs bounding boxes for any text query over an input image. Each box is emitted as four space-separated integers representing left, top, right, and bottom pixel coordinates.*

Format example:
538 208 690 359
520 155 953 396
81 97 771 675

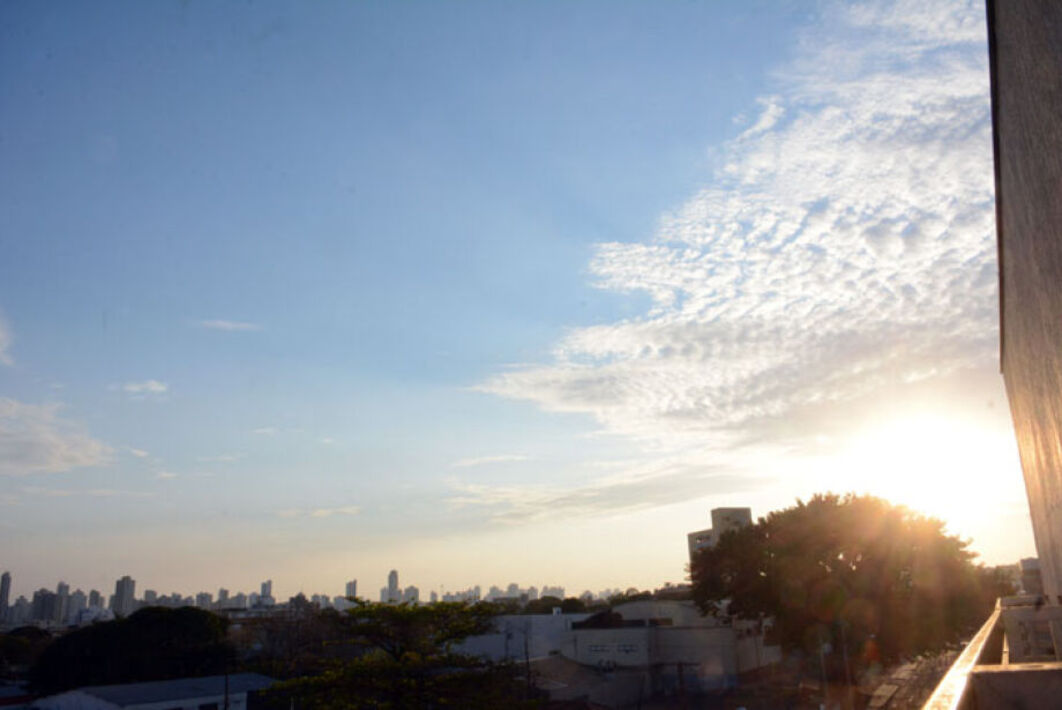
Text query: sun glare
834 414 1022 537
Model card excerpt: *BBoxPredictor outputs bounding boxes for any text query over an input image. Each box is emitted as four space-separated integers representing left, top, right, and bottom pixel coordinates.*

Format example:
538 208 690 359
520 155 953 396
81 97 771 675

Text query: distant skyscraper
217 588 229 607
261 580 272 598
346 579 357 598
112 576 136 617
387 570 400 604
66 589 86 623
88 589 102 608
196 592 213 608
32 589 62 623
144 589 158 605
56 581 70 622
0 572 10 620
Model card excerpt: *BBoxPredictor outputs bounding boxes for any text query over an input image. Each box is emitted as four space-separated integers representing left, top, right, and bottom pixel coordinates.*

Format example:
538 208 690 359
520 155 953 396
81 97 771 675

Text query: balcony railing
923 597 1062 709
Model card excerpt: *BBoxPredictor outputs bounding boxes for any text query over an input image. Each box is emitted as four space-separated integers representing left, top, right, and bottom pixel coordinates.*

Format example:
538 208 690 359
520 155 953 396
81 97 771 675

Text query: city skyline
0 0 1036 596
0 567 597 621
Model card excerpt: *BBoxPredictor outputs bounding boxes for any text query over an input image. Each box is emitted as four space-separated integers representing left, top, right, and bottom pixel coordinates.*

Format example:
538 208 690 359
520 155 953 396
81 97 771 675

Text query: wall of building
458 612 590 661
36 692 251 710
566 627 652 668
993 0 1062 603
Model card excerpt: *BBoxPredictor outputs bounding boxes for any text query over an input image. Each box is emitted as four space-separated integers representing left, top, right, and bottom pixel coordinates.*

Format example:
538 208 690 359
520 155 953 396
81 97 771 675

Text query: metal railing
922 604 1001 710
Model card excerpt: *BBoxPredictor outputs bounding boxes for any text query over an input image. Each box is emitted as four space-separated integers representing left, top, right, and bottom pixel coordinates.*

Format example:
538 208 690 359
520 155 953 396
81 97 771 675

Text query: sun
831 413 1023 537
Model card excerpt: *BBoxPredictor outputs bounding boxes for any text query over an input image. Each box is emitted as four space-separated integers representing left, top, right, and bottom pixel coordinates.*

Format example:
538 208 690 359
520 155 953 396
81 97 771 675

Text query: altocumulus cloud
481 0 995 448
0 399 112 476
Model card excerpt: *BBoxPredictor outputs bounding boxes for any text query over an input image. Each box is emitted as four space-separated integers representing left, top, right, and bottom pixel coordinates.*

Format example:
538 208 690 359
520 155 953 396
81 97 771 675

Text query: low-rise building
33 674 274 710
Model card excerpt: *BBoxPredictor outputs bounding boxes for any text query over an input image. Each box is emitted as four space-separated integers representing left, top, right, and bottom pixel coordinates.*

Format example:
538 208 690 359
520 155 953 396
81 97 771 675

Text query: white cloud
198 319 262 332
252 427 278 436
480 0 995 451
0 398 112 476
276 505 361 519
127 447 150 458
156 471 179 480
450 454 529 469
121 380 168 395
21 486 153 498
197 453 244 463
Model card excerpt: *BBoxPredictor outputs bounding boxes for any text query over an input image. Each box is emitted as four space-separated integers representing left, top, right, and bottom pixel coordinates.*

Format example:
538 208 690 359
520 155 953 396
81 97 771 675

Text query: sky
0 0 1036 602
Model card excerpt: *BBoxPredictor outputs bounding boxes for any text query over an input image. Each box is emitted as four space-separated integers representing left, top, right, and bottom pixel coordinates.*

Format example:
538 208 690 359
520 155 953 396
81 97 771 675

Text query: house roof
78 674 274 707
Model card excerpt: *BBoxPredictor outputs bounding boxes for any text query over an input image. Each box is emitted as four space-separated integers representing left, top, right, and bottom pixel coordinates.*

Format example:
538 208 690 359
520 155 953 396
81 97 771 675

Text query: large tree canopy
690 494 1010 665
29 606 231 693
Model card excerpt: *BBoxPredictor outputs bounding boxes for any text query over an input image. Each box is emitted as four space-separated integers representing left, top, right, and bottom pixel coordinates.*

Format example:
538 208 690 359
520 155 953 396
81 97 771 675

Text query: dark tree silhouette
690 493 1008 668
29 606 232 693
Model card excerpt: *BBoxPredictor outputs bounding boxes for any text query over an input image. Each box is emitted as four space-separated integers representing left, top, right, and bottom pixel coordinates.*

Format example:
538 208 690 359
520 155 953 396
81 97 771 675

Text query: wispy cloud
21 485 153 498
155 471 179 480
252 426 278 436
196 453 244 463
0 398 112 476
480 1 995 452
198 319 262 332
276 505 361 519
447 456 759 524
120 380 169 397
127 447 150 458
450 454 529 469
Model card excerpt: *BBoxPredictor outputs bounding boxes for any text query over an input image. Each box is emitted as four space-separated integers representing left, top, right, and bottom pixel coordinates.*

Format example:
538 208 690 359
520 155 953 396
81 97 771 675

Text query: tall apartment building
346 579 357 598
0 571 10 620
381 570 401 604
686 507 752 564
111 576 136 617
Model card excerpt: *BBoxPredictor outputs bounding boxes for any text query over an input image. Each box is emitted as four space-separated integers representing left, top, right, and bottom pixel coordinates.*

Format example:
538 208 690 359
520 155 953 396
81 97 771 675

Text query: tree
690 493 1002 669
521 596 564 615
29 606 231 693
269 601 539 709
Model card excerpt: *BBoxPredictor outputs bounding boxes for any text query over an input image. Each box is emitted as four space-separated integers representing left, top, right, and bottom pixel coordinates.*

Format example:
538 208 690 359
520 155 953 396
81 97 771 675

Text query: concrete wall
458 613 590 661
992 0 1062 603
566 628 652 668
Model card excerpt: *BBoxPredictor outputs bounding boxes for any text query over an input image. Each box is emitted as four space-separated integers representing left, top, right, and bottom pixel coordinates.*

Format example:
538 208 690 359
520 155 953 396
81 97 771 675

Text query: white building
686 507 752 563
461 600 778 705
34 674 274 710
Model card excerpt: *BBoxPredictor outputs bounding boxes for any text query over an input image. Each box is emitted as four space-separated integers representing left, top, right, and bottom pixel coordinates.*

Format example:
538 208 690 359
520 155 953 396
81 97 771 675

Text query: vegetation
269 600 540 709
690 493 1013 669
28 606 232 693
0 626 52 678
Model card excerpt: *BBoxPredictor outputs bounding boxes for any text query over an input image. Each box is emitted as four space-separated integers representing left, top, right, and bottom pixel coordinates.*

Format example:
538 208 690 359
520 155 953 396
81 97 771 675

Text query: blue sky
0 0 1036 601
